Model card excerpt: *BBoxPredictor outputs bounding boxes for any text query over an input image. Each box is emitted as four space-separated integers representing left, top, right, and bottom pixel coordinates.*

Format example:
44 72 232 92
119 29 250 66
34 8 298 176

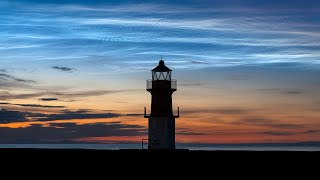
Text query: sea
0 143 320 151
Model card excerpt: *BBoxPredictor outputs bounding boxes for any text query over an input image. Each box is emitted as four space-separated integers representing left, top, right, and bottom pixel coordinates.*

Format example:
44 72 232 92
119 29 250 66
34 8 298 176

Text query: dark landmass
1 149 319 174
1 148 319 161
180 141 320 146
177 141 320 149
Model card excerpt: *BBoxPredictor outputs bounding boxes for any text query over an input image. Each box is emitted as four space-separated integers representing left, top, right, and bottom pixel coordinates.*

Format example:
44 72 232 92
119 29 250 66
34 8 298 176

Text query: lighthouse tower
144 59 179 149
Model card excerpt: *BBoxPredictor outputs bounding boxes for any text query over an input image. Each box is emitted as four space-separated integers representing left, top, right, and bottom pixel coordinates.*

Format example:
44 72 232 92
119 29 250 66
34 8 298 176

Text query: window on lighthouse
152 71 171 81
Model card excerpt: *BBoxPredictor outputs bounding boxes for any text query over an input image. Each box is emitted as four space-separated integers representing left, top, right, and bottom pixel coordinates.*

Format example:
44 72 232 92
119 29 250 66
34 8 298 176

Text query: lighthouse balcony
144 107 180 118
146 79 177 91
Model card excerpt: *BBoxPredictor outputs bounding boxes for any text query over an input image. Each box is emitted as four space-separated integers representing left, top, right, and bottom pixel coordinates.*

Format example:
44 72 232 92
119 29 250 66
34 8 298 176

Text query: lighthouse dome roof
152 60 172 72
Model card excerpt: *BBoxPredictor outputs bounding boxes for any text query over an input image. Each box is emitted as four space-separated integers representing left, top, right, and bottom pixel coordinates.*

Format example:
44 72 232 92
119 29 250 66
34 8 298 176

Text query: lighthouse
144 59 179 149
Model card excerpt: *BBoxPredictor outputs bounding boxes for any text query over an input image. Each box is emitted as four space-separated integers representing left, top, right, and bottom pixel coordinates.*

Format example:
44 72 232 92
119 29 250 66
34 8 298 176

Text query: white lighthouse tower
144 59 179 149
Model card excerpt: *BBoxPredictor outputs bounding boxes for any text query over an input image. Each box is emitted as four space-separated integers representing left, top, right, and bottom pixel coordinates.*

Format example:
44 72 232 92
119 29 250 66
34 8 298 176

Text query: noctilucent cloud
0 0 320 144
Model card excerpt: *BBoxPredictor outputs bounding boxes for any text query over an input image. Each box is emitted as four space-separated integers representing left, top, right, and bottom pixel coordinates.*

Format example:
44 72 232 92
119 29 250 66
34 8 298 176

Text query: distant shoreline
1 142 320 151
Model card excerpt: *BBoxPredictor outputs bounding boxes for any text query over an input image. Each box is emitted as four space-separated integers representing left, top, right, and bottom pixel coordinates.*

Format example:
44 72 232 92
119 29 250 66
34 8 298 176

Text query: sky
0 0 320 144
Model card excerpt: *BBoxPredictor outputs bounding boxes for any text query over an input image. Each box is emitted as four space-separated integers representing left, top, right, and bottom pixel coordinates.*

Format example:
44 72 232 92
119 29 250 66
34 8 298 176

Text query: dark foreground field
1 149 319 175
1 148 319 162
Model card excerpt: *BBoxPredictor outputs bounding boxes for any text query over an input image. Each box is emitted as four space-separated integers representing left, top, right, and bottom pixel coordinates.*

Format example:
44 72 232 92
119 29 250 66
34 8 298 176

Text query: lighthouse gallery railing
146 79 177 91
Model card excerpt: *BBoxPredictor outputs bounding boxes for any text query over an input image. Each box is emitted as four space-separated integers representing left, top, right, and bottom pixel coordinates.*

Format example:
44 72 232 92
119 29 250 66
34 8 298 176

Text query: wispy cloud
0 92 45 100
54 90 111 97
11 1 320 14
182 107 253 115
232 117 303 129
0 89 138 100
52 66 74 72
283 91 303 95
1 1 319 70
1 101 65 108
72 15 320 40
261 129 320 136
261 131 296 136
177 129 206 135
38 98 59 101
13 104 65 108
35 112 121 121
190 61 209 64
51 89 139 98
0 73 36 83
0 109 142 123
304 130 320 134
257 88 303 95
179 83 204 87
0 71 37 92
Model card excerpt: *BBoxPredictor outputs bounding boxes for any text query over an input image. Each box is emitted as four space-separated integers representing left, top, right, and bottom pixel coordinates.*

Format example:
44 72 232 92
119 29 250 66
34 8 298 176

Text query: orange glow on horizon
1 110 320 143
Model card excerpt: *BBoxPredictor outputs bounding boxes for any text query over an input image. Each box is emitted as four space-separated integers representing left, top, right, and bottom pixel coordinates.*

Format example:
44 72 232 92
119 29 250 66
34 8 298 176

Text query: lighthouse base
148 117 175 149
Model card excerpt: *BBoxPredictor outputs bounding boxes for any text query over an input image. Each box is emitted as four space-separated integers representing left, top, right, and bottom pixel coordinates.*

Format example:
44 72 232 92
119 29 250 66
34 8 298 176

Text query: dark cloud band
0 122 145 144
0 109 142 123
52 66 74 72
38 98 59 101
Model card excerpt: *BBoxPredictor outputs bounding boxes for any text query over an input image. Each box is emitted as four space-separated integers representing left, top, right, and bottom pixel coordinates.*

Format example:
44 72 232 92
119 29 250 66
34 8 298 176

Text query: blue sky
0 0 320 144
1 0 320 71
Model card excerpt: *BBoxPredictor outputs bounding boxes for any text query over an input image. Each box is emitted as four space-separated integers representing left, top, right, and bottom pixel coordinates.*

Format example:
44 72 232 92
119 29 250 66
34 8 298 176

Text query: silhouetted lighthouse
144 59 179 149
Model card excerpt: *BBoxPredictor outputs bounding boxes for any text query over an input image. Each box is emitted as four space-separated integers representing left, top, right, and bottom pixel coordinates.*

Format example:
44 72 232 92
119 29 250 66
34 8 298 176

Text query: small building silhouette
144 59 179 149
